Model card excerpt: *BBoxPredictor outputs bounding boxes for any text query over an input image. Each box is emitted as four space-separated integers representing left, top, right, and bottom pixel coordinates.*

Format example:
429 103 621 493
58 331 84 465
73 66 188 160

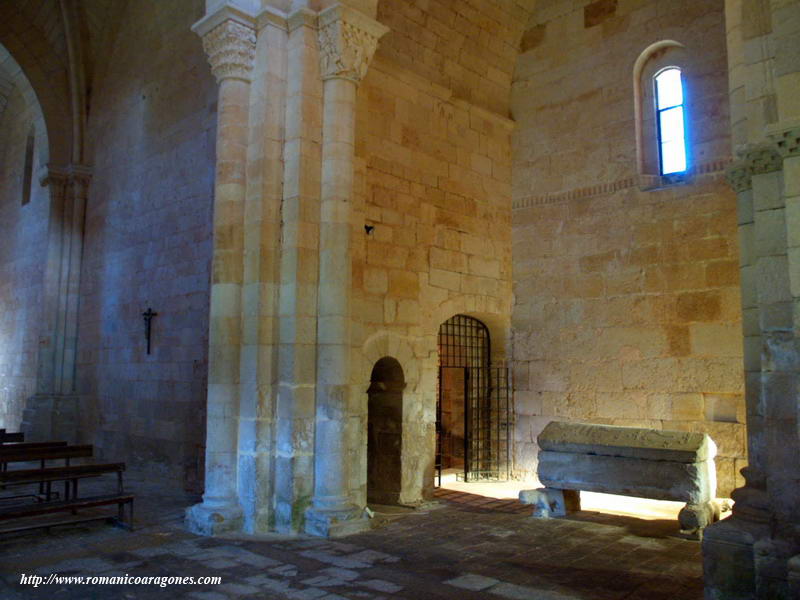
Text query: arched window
654 67 687 175
21 125 34 205
633 40 691 187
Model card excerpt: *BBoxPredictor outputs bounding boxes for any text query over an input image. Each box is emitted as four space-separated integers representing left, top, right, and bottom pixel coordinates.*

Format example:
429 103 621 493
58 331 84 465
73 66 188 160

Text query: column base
185 500 244 536
304 504 370 538
702 516 766 599
22 394 80 443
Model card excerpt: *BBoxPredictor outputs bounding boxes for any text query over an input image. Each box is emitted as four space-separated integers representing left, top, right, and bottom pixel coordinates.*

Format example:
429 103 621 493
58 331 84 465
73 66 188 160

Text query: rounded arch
0 29 71 167
369 356 405 391
633 40 688 177
361 331 420 394
428 295 509 364
0 44 50 168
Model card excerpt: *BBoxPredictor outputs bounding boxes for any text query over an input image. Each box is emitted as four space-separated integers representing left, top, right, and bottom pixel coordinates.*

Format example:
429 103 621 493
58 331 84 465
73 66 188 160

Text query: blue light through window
655 68 687 175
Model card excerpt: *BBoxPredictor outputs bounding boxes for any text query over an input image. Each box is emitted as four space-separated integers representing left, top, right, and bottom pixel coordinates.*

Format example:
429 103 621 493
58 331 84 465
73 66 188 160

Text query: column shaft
203 76 249 507
312 76 357 513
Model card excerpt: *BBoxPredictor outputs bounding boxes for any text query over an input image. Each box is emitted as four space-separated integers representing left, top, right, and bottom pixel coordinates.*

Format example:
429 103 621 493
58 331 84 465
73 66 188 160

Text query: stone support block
519 487 580 518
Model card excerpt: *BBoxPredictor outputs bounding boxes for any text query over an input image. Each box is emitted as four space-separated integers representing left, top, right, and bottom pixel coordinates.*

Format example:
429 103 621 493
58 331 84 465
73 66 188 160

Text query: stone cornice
317 4 389 83
258 6 289 31
721 139 789 193
746 143 783 175
192 4 256 38
288 7 317 32
767 119 800 158
512 159 730 210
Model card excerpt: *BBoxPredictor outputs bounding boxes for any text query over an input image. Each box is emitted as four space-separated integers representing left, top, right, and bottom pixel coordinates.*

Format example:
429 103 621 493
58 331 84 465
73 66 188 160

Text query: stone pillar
23 165 91 443
274 5 322 534
186 8 255 536
704 1 800 596
305 3 387 537
236 6 287 535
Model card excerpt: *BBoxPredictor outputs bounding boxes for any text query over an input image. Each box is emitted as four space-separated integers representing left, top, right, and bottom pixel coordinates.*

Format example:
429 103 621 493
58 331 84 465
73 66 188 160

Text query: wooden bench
0 463 126 502
0 445 93 500
0 494 134 533
0 444 133 533
0 432 24 444
0 444 93 466
0 441 67 448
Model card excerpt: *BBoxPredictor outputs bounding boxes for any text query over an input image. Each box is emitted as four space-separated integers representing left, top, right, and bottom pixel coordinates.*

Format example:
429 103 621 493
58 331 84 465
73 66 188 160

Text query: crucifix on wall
142 308 158 355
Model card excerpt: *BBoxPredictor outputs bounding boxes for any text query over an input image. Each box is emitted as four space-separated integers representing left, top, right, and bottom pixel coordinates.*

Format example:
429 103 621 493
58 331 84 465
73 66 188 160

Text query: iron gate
436 315 511 484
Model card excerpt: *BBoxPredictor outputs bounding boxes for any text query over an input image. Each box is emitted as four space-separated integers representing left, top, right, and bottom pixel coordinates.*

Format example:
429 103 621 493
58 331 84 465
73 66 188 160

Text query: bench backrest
0 441 67 451
0 432 24 443
0 445 93 463
0 463 125 484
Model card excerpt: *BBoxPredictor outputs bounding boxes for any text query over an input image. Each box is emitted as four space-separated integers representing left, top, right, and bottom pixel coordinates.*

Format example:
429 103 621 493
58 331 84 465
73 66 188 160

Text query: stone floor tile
219 582 261 596
204 557 239 569
188 592 228 600
359 578 403 593
445 573 500 591
319 567 361 581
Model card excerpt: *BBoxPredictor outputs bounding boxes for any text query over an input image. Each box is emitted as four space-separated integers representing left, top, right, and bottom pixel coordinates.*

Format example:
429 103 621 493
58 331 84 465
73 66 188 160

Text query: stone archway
367 357 405 505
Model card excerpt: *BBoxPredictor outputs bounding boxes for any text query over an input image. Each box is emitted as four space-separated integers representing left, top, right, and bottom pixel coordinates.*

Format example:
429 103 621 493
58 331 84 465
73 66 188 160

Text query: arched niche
367 356 406 505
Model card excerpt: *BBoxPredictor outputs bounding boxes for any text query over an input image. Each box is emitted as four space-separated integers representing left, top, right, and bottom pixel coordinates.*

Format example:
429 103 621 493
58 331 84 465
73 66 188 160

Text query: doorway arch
437 314 510 483
367 356 405 505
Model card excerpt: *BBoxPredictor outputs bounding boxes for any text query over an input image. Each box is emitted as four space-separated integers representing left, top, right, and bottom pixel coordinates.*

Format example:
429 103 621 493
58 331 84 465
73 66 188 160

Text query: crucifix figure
142 308 158 355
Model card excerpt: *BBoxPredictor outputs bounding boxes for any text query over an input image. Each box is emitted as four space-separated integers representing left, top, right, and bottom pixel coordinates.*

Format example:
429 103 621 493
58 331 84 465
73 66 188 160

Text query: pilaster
274 6 322 534
23 164 91 444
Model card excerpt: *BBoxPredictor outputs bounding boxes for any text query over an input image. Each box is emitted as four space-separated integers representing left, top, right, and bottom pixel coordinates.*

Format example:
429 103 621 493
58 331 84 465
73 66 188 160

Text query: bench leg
112 499 134 531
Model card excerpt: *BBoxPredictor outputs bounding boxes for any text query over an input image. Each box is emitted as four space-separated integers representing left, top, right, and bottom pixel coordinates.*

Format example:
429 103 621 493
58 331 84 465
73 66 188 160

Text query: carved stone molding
726 160 753 193
201 19 256 83
318 5 389 83
288 7 316 32
770 125 800 158
40 165 92 198
747 143 783 175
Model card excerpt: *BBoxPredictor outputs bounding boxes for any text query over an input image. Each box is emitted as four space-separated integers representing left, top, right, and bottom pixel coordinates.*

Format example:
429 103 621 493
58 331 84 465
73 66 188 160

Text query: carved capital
40 166 70 196
726 160 752 193
40 164 92 199
318 5 389 83
201 19 256 83
746 143 783 175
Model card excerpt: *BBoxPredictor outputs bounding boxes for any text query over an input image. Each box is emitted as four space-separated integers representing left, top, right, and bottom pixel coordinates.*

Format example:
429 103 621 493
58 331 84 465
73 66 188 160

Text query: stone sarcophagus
520 421 720 538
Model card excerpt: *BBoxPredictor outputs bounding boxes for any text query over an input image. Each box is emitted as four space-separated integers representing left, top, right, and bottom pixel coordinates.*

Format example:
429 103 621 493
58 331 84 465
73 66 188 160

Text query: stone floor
0 473 704 599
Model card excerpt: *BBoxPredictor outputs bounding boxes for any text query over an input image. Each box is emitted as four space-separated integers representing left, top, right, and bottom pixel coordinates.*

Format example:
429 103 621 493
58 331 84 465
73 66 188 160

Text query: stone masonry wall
77 0 216 490
0 85 47 431
511 0 745 496
349 43 516 501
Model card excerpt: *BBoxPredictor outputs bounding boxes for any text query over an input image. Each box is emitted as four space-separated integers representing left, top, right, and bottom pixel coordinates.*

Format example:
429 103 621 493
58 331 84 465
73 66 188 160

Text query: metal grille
436 315 510 484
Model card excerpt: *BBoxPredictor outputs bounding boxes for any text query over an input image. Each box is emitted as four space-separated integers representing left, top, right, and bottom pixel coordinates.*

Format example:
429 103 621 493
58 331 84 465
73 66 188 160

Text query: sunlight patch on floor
436 469 716 521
